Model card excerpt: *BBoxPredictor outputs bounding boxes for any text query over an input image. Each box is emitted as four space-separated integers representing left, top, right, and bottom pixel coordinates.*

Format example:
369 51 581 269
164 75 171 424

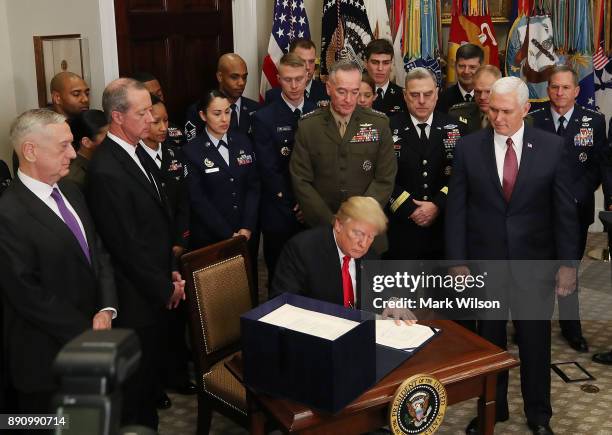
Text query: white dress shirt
281 93 305 114
551 106 574 132
376 80 390 98
410 112 434 139
333 231 357 303
140 141 163 169
18 170 117 318
457 82 474 101
493 122 525 184
207 129 230 166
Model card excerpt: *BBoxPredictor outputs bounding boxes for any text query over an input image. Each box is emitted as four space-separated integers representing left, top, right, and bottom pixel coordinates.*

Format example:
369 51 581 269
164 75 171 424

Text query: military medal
280 146 290 156
579 152 588 163
362 160 373 171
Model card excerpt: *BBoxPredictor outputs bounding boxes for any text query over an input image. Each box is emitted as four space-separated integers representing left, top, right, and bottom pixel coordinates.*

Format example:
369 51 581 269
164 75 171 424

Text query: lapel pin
527 143 533 148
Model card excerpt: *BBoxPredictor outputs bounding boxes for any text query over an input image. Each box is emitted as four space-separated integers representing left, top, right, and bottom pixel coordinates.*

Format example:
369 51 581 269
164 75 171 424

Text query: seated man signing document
271 196 415 325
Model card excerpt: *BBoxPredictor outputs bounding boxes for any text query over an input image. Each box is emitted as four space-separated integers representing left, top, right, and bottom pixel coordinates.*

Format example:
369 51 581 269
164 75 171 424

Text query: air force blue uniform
264 79 329 107
252 98 316 280
183 130 260 249
184 96 260 142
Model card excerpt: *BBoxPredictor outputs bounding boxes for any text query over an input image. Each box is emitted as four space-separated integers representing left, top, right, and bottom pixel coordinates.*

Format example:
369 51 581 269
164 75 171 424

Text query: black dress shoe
465 415 509 434
562 334 589 352
527 422 554 435
168 381 197 395
156 392 172 410
593 350 612 365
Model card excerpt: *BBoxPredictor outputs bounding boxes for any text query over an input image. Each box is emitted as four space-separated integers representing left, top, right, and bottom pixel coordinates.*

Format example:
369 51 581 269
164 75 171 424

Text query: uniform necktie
417 123 428 140
557 115 566 136
502 137 518 202
230 103 238 130
50 188 90 263
135 145 161 199
465 94 473 102
217 139 230 166
342 255 354 308
376 88 384 100
293 108 302 120
338 120 347 138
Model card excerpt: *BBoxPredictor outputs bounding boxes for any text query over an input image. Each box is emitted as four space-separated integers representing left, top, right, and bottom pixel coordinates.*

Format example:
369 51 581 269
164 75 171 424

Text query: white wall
0 0 18 166
0 0 112 169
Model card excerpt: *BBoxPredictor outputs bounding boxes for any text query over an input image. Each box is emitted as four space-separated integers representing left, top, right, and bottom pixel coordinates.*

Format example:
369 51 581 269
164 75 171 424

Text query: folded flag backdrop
259 0 311 102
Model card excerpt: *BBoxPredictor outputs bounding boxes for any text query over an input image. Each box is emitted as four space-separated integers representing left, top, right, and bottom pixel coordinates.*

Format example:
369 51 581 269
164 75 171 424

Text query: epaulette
449 102 473 110
363 107 388 119
581 106 603 115
300 108 324 120
527 107 545 115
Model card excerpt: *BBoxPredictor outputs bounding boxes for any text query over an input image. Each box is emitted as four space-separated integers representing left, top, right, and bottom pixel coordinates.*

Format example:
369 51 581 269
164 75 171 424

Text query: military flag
320 0 373 78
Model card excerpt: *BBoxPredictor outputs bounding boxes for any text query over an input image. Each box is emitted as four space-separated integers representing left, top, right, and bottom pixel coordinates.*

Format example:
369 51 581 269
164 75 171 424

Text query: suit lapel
323 108 342 143
200 131 232 175
343 111 362 145
481 129 505 199
401 116 423 155
59 180 95 264
14 179 92 269
509 126 537 205
226 133 241 178
426 114 444 158
565 105 581 143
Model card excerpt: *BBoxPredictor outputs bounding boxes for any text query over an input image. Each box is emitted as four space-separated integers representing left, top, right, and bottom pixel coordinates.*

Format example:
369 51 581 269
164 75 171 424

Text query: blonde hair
335 196 388 234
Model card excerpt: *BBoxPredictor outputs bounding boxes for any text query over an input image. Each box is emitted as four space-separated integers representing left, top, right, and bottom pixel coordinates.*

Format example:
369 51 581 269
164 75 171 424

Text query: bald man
50 72 90 120
184 53 260 141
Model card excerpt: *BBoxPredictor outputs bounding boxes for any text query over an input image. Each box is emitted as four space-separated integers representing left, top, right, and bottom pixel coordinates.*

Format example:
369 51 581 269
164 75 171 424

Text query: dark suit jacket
0 160 11 196
87 137 175 328
252 99 315 233
0 178 117 392
445 125 579 262
184 96 260 142
529 103 607 226
436 84 468 114
264 79 329 106
183 130 260 249
271 226 377 305
372 81 407 117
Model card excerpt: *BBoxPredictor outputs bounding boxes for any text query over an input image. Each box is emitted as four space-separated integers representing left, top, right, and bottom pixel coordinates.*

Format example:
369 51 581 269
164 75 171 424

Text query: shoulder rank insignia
459 116 468 124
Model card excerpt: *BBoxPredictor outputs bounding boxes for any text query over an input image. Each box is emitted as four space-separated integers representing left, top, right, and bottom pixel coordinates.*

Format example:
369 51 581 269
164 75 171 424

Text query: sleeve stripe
390 191 410 213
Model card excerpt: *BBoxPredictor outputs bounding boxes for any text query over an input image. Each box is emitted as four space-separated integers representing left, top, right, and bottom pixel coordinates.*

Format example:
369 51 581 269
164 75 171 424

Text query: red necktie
502 137 518 202
342 255 355 308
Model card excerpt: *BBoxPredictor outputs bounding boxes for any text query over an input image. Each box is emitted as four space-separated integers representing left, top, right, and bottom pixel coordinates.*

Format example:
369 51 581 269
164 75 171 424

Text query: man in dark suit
0 109 117 417
386 67 466 260
265 38 329 107
253 53 316 283
436 44 483 113
446 77 579 435
529 65 607 353
184 53 259 141
365 38 408 117
87 78 185 430
0 159 11 195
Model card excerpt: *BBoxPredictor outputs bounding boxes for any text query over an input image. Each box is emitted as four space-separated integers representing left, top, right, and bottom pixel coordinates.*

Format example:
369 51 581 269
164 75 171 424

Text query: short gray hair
10 109 66 151
102 77 147 122
328 60 361 82
490 76 529 106
405 67 437 87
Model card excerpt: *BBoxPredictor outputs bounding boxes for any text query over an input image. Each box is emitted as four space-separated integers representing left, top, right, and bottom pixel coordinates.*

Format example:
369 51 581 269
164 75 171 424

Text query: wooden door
114 0 233 125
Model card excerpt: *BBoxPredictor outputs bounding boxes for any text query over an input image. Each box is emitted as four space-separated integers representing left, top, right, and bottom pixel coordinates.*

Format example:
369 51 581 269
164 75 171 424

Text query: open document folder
258 304 440 352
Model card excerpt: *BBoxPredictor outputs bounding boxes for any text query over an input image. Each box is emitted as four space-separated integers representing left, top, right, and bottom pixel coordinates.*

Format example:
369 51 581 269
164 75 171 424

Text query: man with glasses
252 53 316 284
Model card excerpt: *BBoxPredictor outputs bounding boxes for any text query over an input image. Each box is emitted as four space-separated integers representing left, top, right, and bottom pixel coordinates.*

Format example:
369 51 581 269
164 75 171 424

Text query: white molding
98 0 119 85
232 0 259 100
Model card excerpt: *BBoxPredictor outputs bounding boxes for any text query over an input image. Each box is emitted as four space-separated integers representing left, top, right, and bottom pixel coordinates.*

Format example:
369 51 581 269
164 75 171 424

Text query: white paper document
258 304 359 341
376 320 438 351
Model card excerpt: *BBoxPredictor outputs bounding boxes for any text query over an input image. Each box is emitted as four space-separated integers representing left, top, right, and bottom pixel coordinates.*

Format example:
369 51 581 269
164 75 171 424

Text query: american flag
259 0 310 102
594 44 610 71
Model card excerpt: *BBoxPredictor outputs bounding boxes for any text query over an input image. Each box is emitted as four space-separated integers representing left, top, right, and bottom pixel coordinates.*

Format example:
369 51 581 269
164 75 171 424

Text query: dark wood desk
227 320 519 435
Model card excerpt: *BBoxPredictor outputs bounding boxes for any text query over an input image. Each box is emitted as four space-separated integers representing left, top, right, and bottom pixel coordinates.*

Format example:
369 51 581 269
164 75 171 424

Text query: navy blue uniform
184 96 260 142
386 112 465 260
530 103 607 340
264 79 329 107
252 99 316 280
372 82 408 118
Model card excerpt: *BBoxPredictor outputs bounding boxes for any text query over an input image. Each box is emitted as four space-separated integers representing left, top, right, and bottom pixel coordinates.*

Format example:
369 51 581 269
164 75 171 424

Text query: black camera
51 329 154 435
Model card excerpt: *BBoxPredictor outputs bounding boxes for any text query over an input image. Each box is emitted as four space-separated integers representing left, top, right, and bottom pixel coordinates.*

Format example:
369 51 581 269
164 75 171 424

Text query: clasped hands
409 200 439 227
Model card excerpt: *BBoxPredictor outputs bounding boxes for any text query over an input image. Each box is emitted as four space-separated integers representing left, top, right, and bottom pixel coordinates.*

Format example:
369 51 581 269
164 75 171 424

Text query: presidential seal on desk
389 373 447 434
